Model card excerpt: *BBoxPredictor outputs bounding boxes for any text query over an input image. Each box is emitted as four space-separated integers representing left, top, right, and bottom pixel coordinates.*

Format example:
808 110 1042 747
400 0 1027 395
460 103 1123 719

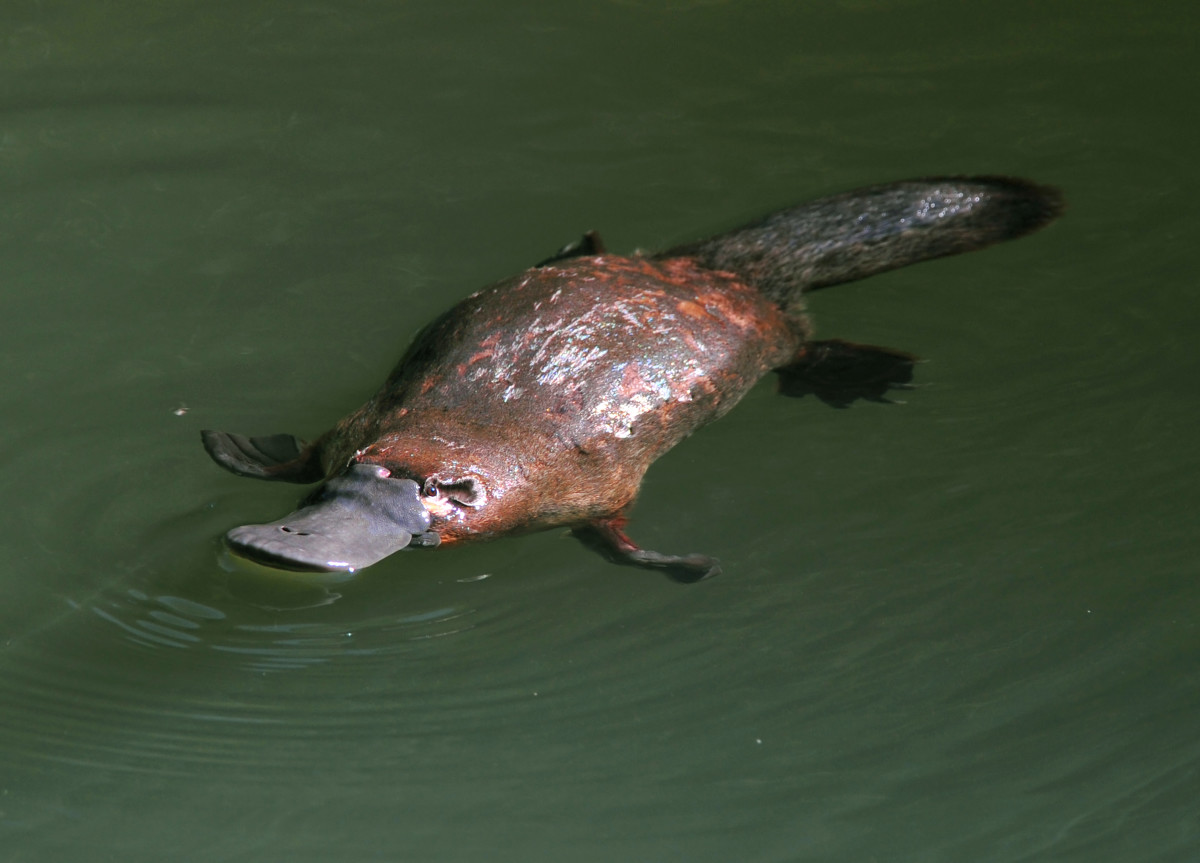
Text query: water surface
1 1 1197 861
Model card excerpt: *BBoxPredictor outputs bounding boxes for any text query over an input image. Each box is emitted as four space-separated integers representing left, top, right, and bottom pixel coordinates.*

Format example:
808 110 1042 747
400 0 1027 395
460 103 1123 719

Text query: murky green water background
2 1 1197 860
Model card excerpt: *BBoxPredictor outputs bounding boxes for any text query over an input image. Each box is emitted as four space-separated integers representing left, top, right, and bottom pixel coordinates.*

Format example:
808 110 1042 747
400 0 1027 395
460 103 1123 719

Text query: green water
2 1 1198 861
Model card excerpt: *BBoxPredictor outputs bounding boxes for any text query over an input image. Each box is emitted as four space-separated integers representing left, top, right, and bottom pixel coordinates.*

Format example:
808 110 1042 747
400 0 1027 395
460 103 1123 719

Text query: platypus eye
422 474 487 507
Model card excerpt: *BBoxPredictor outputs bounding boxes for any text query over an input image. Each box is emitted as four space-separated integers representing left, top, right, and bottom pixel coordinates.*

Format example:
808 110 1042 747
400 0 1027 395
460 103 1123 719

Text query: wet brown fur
316 255 805 545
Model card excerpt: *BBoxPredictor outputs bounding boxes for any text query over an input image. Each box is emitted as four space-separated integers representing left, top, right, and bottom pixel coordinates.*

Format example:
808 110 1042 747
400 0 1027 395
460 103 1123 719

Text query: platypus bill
203 176 1062 582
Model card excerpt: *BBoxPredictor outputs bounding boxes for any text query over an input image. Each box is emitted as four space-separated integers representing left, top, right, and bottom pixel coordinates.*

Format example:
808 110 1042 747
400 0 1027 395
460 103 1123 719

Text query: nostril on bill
280 526 311 536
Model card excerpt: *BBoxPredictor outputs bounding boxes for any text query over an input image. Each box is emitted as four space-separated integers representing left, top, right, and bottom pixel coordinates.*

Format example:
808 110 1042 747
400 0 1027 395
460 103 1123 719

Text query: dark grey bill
224 463 434 572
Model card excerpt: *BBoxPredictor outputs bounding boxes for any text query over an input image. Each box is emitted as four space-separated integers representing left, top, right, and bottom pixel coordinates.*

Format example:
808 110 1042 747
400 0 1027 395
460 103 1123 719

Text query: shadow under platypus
203 176 1062 581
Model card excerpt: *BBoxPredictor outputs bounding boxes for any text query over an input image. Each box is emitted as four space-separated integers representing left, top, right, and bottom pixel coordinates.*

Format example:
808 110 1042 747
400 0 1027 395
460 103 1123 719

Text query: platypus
202 176 1062 581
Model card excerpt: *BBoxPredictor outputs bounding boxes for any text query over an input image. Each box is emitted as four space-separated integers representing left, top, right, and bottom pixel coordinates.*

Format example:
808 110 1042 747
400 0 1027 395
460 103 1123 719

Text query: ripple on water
0 568 498 776
86 567 481 673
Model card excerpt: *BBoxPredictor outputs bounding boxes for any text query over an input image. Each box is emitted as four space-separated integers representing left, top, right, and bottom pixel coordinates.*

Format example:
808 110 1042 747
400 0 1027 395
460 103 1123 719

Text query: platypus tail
655 176 1063 308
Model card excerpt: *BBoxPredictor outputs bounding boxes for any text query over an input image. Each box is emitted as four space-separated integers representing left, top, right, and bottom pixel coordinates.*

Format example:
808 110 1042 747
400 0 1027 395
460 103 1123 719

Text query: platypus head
222 462 437 572
203 428 509 573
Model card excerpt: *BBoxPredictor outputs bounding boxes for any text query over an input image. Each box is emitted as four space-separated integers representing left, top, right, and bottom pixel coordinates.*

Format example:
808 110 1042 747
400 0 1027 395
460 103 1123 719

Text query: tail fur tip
955 174 1065 237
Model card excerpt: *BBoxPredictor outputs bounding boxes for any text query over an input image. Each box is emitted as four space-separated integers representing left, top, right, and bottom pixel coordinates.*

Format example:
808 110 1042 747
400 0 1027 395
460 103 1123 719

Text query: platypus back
656 176 1063 308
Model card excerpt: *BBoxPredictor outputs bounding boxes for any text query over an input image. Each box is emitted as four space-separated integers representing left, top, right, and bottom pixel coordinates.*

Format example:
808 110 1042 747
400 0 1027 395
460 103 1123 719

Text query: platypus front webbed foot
572 517 720 583
201 430 326 483
775 339 918 408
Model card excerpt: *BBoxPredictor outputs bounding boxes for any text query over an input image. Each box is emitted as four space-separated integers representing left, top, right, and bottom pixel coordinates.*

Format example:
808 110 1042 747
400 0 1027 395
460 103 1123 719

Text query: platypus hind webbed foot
572 519 721 583
775 339 918 408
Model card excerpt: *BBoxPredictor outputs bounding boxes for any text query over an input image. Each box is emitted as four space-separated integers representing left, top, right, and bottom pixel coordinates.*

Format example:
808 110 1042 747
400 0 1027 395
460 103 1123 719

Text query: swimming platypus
202 176 1062 581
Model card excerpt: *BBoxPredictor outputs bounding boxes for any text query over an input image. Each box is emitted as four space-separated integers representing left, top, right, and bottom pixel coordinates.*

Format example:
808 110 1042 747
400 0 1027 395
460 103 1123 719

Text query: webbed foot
572 517 720 583
536 230 606 267
200 430 325 483
775 339 917 408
